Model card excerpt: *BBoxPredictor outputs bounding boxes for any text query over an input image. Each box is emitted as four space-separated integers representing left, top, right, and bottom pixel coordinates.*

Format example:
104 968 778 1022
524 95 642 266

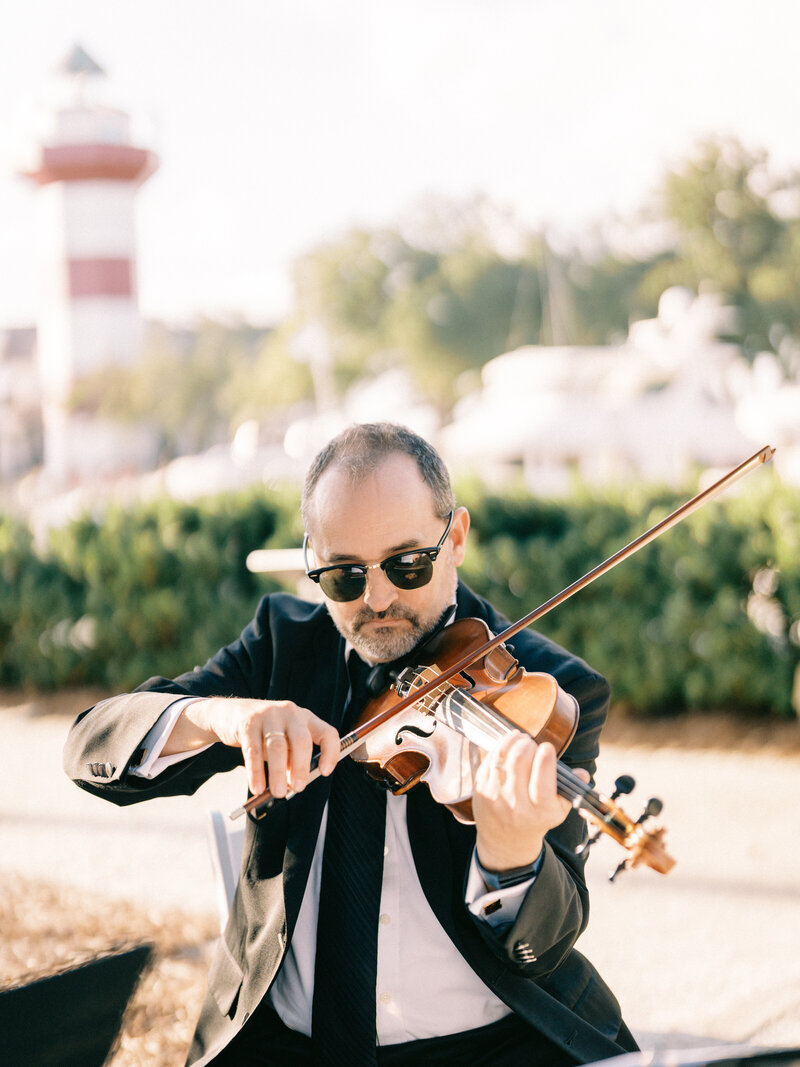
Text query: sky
1 0 799 330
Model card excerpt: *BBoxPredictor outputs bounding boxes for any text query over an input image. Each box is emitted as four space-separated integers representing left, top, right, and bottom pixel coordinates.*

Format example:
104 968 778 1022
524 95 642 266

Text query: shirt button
379 913 391 925
379 992 391 1004
383 845 389 857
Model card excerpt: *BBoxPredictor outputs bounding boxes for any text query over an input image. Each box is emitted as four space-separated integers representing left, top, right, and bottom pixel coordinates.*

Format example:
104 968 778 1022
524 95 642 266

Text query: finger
284 721 312 791
312 720 341 777
528 741 558 805
485 730 522 776
240 719 268 798
475 731 514 792
473 751 493 793
263 730 289 798
493 729 521 761
501 734 537 794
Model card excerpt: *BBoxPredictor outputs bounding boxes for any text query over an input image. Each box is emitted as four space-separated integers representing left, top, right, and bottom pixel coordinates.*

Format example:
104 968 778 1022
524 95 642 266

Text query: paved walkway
2 698 799 1055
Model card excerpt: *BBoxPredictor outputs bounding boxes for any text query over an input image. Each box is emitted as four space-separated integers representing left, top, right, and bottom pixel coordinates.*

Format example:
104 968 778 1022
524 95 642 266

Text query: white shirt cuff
465 848 535 926
130 697 212 779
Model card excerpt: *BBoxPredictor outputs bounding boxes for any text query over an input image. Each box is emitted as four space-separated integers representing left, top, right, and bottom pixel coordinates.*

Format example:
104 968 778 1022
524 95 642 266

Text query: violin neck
555 762 626 833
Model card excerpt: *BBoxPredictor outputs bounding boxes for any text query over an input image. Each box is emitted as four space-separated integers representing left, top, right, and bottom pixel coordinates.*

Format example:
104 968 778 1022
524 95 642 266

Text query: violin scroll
576 776 676 881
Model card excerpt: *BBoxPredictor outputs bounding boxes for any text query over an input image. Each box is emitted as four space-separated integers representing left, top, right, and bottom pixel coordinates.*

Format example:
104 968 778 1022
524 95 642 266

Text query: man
64 422 637 1065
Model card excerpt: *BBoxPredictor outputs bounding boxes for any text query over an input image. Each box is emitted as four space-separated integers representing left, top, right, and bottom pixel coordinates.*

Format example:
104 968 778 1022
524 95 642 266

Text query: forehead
307 453 440 558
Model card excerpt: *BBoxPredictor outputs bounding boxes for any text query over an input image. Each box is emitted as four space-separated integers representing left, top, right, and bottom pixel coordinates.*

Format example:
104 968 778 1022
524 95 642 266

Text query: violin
231 445 775 880
346 616 674 880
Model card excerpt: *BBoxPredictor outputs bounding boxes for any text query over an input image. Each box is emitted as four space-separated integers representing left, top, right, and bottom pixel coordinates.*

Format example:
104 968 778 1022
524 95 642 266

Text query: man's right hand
163 697 341 798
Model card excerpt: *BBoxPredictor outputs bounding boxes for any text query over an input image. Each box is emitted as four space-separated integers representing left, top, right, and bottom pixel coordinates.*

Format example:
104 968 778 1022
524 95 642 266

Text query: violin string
405 667 612 821
408 671 616 821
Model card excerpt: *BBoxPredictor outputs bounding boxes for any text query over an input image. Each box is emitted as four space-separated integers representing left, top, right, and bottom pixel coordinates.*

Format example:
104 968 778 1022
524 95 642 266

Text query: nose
362 565 398 613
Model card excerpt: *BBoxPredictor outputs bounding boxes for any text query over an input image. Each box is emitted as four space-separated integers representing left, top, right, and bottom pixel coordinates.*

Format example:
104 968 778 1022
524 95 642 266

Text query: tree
637 138 800 362
68 320 275 458
276 202 552 410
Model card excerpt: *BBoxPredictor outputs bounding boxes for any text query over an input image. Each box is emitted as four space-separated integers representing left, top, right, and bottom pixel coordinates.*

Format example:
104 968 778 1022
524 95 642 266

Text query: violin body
350 618 579 824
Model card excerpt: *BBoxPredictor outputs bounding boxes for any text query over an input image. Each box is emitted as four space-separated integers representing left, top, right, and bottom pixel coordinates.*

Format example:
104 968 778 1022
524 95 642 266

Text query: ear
449 506 470 567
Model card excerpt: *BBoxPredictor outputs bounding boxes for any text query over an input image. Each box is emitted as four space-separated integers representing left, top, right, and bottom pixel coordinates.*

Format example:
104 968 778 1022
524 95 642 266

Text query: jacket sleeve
466 638 610 980
497 667 608 978
62 595 278 806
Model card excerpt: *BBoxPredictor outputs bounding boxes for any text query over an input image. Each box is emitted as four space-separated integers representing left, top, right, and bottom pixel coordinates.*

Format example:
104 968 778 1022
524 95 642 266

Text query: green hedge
1 488 299 691
1 476 798 716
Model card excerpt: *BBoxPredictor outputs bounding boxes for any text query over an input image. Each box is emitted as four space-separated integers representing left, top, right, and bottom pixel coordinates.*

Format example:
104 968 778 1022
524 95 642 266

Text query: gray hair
301 422 455 531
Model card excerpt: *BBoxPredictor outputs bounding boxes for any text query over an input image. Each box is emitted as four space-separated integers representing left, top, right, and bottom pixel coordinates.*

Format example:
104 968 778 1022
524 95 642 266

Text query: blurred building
21 44 159 485
440 288 800 492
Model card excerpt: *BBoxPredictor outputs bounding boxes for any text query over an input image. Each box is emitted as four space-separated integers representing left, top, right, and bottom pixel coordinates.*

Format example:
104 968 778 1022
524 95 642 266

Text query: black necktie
311 654 387 1065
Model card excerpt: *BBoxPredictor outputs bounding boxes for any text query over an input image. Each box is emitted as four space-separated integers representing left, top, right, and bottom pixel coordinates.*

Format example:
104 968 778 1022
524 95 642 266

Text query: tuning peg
610 774 635 801
636 797 663 824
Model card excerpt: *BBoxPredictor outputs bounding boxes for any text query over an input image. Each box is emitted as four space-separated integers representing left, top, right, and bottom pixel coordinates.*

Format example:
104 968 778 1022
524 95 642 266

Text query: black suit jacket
63 582 636 1065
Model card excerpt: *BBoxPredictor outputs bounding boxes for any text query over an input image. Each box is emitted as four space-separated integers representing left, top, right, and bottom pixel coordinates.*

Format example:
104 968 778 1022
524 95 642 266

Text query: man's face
305 453 469 663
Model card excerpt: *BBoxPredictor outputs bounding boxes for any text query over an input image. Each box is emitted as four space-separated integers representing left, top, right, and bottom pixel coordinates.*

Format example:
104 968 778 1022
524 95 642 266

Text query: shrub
3 488 293 691
2 476 798 717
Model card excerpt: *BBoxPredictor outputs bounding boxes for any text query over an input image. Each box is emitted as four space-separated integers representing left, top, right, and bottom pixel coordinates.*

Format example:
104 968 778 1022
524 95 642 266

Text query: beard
344 605 433 662
332 571 458 664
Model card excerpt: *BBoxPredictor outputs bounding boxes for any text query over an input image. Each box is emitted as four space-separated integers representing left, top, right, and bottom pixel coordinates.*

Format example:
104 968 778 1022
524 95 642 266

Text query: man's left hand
472 732 588 874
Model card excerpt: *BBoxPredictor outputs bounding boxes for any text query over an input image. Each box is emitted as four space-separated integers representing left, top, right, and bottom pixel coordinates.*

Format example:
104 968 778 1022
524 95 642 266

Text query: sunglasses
303 511 454 603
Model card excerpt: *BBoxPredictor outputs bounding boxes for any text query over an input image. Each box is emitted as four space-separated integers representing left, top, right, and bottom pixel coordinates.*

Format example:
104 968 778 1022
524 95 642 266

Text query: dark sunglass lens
319 567 367 602
385 554 434 590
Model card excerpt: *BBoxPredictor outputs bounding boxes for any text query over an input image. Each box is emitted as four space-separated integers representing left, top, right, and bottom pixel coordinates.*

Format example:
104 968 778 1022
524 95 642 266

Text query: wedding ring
263 731 285 742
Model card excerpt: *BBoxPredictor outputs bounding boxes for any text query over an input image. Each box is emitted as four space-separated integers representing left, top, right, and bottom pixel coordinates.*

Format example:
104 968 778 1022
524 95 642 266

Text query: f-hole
395 722 436 746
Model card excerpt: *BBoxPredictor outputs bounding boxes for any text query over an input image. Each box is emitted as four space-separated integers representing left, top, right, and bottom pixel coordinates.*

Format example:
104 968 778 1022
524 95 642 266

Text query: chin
350 626 421 664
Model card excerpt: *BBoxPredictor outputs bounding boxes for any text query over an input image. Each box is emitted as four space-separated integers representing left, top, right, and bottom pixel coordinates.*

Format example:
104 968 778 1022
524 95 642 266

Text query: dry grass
0 873 219 1066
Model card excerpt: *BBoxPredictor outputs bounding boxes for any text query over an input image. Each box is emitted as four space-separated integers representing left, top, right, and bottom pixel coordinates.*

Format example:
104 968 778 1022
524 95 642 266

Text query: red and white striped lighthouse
25 44 159 483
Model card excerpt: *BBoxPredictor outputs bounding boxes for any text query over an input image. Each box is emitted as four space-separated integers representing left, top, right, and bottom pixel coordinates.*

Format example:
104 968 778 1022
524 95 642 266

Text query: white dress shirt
133 699 534 1043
